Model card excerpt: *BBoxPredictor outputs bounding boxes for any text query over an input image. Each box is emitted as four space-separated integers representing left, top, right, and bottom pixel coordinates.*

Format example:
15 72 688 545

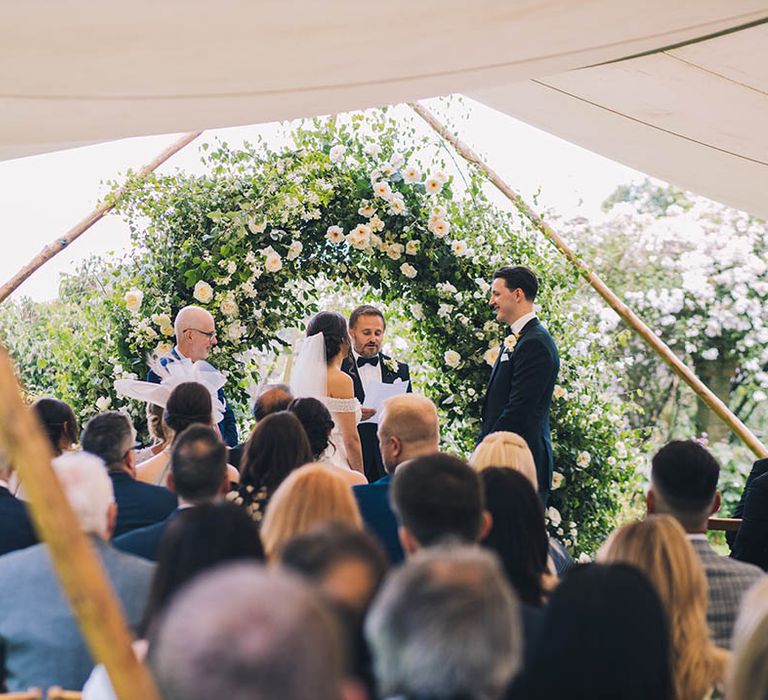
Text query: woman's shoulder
326 367 354 399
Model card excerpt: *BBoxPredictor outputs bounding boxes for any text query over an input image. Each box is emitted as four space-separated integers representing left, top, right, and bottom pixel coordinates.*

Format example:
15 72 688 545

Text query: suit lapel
342 354 366 402
380 353 395 383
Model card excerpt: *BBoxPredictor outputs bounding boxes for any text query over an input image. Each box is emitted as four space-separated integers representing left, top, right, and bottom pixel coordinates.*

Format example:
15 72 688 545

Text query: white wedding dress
289 332 362 471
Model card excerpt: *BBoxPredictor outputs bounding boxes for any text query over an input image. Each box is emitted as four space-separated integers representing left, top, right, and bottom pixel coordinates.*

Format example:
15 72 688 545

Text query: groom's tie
357 356 380 368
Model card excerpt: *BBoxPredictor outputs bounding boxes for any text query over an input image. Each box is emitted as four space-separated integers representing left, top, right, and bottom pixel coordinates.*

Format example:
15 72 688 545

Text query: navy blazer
731 458 768 569
342 353 411 483
353 475 403 564
480 318 559 498
109 471 178 538
0 487 37 557
113 509 181 561
147 348 238 447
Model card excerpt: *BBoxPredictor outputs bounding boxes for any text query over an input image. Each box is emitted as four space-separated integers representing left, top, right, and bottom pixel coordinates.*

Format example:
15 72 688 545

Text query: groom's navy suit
342 353 410 482
480 318 559 499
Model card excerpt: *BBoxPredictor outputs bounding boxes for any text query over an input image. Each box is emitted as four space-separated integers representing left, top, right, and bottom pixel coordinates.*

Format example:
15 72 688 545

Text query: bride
290 311 364 475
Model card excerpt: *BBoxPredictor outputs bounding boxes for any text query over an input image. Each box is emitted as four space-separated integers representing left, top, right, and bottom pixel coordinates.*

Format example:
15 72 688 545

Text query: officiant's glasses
187 328 217 340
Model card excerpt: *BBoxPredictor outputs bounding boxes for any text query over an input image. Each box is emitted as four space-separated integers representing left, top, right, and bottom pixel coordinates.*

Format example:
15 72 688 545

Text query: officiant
341 305 411 481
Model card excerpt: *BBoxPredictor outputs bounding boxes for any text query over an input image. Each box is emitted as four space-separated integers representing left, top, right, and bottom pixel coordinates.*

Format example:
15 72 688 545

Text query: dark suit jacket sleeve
218 388 238 447
732 473 768 570
491 338 554 435
400 363 412 393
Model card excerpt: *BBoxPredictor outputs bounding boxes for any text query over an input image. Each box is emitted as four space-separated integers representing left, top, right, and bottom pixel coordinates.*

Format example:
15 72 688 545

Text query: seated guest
471 431 574 575
260 464 363 561
0 448 36 556
353 393 439 563
280 522 388 616
0 452 154 693
647 439 763 647
289 397 367 486
149 564 348 700
508 564 673 700
481 467 553 606
137 382 239 486
32 397 79 456
81 411 177 537
114 424 230 560
728 577 768 700
731 456 768 569
599 515 729 699
227 411 313 525
83 502 263 700
228 383 293 469
133 402 170 464
390 452 491 555
365 545 522 700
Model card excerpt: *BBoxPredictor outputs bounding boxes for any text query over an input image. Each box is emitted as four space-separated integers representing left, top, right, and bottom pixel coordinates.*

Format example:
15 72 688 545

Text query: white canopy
2 1 768 216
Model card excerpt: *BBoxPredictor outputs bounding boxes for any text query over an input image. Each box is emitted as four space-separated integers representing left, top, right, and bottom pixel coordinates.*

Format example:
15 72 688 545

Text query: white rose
160 323 175 337
546 506 562 527
483 346 500 366
432 205 447 219
248 218 267 235
400 263 417 279
226 321 246 341
503 334 518 351
151 313 171 327
193 281 214 304
156 341 173 356
326 225 345 244
403 165 421 183
553 385 568 400
551 471 565 490
287 240 303 260
411 303 424 320
701 347 719 361
220 296 239 317
386 243 405 261
390 153 405 169
388 195 406 215
405 240 420 255
95 396 112 412
358 202 376 218
437 304 452 318
329 144 346 163
444 350 461 368
226 261 237 274
451 240 468 257
428 217 450 238
124 288 143 312
576 451 591 469
364 143 382 157
265 253 283 273
425 177 442 195
373 181 392 200
347 224 372 250
369 215 385 233
380 163 395 177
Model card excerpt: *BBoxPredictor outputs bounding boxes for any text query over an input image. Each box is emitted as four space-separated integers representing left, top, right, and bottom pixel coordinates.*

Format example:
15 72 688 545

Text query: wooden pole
0 130 203 304
0 345 162 700
411 102 768 459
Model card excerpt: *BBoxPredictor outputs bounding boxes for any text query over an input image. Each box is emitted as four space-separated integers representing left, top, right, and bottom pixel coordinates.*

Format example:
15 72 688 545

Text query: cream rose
160 323 175 337
329 144 346 163
403 165 421 183
576 451 591 469
248 218 267 235
553 385 568 400
358 202 376 218
156 341 173 356
124 288 143 312
373 181 392 200
326 225 345 244
483 346 500 366
193 281 213 304
444 350 461 368
220 296 239 317
451 240 468 256
411 303 424 320
551 471 565 490
405 240 420 255
265 253 283 273
386 243 405 261
400 263 417 279
428 217 450 238
226 321 246 341
287 240 303 260
425 177 442 194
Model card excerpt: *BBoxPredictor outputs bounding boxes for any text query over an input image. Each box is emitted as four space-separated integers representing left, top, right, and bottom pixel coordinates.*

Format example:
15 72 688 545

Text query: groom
480 266 559 500
342 305 411 482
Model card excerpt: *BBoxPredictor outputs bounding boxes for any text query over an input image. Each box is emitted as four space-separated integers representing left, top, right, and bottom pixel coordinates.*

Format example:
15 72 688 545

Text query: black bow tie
357 355 380 368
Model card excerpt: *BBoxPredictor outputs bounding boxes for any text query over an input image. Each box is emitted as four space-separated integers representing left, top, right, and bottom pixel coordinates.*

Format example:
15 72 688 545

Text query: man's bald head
254 384 294 422
175 305 217 361
378 394 439 473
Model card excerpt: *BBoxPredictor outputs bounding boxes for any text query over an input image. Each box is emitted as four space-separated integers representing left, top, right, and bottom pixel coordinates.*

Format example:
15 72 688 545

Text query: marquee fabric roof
2 1 767 217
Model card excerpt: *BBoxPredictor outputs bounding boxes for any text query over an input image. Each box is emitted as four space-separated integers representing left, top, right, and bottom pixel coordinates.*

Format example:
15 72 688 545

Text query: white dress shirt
510 310 538 337
351 349 383 395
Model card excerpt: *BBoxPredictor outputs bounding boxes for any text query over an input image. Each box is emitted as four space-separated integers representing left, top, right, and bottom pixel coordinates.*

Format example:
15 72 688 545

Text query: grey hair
80 411 135 469
150 564 344 700
365 544 522 700
174 305 210 339
52 452 115 536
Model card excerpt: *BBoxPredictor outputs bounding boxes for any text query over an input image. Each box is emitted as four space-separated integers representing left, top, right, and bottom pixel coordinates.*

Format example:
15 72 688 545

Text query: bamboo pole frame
0 130 203 304
0 346 161 699
411 102 768 459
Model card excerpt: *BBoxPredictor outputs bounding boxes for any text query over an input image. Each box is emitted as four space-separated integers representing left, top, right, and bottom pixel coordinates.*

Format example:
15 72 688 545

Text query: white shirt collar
173 345 187 360
0 479 9 490
510 310 537 336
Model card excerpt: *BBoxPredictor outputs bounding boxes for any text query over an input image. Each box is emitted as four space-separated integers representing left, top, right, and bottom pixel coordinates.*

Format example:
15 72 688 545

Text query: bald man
353 394 439 563
147 305 238 447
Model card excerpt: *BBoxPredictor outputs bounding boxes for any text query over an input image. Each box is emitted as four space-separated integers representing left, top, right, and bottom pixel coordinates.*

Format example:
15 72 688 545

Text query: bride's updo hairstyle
306 311 350 363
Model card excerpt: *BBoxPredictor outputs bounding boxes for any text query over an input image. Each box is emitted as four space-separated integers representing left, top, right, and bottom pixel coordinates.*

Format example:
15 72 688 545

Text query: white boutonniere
503 333 519 354
384 357 399 373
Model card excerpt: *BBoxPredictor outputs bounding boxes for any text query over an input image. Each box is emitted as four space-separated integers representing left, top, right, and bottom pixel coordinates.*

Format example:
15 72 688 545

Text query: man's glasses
186 328 217 340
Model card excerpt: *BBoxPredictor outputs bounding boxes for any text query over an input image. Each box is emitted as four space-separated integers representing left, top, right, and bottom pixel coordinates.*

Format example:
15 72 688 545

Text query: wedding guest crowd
1 305 767 698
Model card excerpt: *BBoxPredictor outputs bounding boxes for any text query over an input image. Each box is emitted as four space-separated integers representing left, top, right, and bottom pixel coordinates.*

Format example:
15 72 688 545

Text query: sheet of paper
360 379 410 424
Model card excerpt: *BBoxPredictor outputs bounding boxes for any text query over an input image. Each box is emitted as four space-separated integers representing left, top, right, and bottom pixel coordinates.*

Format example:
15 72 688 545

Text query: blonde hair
260 463 363 560
469 432 537 491
379 394 439 446
729 578 768 700
599 515 728 700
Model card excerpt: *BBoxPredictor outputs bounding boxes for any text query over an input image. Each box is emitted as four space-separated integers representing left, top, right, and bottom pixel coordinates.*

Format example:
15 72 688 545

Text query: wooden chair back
0 690 43 700
46 690 81 700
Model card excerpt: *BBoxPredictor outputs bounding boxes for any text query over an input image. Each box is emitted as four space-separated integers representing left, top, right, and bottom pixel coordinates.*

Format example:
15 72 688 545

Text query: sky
0 96 650 301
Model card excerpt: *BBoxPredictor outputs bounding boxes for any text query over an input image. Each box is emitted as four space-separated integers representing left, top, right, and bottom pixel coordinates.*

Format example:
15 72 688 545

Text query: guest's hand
361 407 376 421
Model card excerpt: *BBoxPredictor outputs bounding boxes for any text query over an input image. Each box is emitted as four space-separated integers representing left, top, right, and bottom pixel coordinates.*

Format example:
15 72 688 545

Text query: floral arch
9 111 642 553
